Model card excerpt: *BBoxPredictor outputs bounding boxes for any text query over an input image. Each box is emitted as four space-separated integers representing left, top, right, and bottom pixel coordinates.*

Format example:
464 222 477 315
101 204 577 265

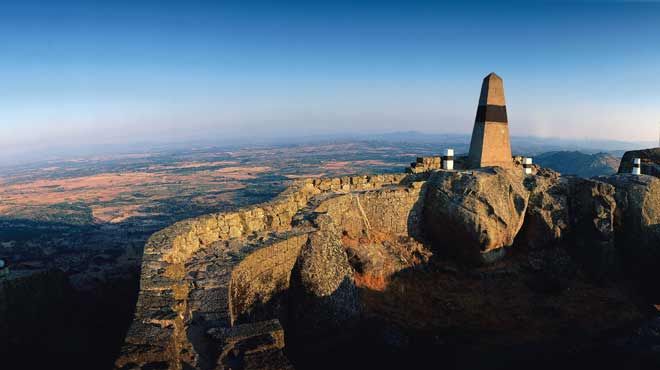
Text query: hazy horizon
1 1 659 158
0 129 655 168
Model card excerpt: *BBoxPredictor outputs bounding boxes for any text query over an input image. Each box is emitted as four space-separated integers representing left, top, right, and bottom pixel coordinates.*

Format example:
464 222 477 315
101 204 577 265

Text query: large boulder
424 167 529 264
617 148 660 178
287 215 360 349
518 168 571 250
601 174 660 296
567 177 618 278
505 168 619 278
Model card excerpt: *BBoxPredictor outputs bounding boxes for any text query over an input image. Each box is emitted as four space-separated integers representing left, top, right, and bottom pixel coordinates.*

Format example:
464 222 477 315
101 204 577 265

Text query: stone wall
116 173 415 369
229 232 310 325
408 157 441 173
116 161 660 370
316 184 425 239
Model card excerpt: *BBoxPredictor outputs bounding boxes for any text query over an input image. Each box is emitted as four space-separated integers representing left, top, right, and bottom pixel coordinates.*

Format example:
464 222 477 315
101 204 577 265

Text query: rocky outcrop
288 215 360 347
118 161 660 370
618 148 660 177
518 168 570 249
115 173 420 370
567 177 618 277
601 174 660 296
424 167 528 264
209 320 293 370
519 169 619 277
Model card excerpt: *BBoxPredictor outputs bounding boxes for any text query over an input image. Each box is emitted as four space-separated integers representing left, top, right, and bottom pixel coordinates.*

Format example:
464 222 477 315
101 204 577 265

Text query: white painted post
632 158 641 175
442 149 454 170
523 157 533 175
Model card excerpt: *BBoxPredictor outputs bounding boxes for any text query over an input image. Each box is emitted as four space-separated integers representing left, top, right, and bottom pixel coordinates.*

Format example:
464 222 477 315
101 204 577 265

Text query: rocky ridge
117 158 660 370
116 173 421 369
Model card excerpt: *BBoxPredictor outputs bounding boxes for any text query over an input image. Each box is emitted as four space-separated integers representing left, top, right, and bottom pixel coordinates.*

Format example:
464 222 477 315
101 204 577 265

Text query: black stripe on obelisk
475 105 508 123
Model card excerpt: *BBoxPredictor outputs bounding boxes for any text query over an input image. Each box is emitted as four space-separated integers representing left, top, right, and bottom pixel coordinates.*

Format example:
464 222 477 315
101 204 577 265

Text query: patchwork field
0 141 447 283
0 139 624 280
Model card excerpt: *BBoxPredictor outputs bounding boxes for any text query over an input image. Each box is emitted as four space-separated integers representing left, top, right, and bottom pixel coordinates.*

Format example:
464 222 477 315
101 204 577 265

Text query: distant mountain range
534 151 621 178
366 131 654 155
3 130 654 168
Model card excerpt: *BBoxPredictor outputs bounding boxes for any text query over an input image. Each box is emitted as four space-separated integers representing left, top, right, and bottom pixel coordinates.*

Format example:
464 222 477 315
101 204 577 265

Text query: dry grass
146 160 239 171
91 204 151 223
211 166 271 180
322 161 352 170
0 166 270 206
321 159 388 171
285 173 326 179
0 163 271 222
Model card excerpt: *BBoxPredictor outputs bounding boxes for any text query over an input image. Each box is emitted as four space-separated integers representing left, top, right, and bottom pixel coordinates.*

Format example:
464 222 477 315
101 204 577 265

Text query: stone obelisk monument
468 73 513 169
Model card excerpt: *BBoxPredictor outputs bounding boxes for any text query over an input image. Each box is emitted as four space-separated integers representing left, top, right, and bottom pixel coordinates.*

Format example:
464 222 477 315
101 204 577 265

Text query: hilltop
116 153 660 370
534 151 620 178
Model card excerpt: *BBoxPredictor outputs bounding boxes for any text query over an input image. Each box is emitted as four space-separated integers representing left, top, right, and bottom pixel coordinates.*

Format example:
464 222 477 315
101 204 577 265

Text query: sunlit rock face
423 167 528 264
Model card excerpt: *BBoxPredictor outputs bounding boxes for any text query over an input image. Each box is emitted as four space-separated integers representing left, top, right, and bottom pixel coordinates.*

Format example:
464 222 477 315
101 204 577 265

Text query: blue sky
1 1 659 158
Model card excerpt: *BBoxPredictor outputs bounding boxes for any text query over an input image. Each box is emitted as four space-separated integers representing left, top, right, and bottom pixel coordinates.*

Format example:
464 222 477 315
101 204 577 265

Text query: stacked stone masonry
408 156 441 173
116 173 418 370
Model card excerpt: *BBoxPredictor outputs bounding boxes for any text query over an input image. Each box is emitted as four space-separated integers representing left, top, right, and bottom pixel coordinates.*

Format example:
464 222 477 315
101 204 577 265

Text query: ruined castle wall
155 173 411 266
225 183 427 337
315 183 426 239
357 185 425 237
117 173 413 369
229 233 310 325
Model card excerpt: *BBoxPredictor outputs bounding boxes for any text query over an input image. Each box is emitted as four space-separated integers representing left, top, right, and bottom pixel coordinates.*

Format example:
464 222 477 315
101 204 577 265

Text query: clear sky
1 0 659 158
